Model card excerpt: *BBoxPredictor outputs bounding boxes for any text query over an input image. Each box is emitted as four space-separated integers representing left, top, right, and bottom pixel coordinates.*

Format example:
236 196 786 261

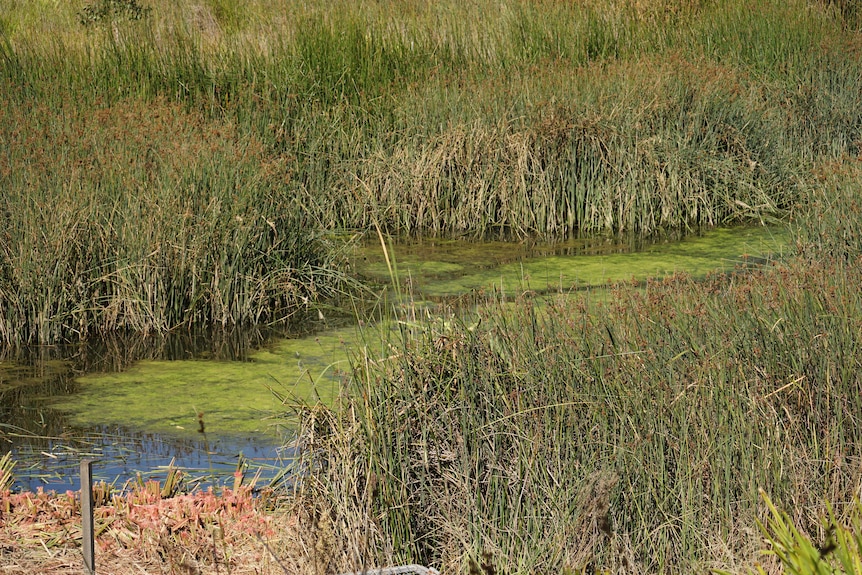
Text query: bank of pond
4 215 862 572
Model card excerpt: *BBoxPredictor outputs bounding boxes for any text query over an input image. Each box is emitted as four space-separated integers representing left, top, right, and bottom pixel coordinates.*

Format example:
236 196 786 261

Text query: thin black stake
81 459 95 575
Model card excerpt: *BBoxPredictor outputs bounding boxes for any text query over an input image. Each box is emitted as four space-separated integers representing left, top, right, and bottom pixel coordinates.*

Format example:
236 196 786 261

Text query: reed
0 95 346 344
295 168 862 573
1 0 860 339
0 451 14 491
3 1 862 569
715 491 862 575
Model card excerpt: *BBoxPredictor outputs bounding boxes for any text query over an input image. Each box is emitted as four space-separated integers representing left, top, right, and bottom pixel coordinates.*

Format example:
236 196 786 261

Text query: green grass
715 491 862 575
0 95 348 344
3 0 862 571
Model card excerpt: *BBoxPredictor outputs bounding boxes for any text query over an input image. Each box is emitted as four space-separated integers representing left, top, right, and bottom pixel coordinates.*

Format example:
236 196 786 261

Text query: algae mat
52 326 359 442
355 225 789 296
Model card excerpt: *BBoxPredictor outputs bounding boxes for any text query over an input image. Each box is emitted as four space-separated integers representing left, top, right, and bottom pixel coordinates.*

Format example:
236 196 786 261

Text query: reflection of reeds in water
194 409 217 489
3 420 284 493
0 323 308 490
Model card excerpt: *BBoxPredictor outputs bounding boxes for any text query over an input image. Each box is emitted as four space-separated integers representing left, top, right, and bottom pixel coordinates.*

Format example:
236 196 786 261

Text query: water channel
0 225 789 492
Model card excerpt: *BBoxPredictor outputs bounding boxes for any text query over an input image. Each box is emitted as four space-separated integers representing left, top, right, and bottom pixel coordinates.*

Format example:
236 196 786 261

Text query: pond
0 225 789 492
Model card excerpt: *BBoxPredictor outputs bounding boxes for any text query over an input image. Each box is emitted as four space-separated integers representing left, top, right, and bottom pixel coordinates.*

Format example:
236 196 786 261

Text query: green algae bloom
54 327 359 440
356 225 789 296
55 226 788 442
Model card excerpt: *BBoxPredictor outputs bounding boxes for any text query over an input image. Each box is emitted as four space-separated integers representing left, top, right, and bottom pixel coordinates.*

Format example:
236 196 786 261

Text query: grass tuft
1 0 861 341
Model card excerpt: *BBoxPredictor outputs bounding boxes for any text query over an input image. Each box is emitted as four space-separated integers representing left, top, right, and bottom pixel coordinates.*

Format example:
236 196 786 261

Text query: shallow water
1 226 788 491
0 325 359 491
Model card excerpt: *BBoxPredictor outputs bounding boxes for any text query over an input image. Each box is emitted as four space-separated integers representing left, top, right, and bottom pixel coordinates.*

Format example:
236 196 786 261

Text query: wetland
1 225 786 491
3 0 862 572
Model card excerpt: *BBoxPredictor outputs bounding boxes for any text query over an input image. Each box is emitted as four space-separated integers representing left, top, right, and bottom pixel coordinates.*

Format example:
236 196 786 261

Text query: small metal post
81 459 95 575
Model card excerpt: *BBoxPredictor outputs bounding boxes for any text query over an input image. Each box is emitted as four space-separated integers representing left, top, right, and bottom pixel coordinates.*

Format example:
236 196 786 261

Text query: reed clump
0 95 345 344
295 168 862 573
2 0 862 570
2 0 861 341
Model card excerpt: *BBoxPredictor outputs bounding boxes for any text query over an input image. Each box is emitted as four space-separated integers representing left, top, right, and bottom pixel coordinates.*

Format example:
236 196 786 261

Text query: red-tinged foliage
0 483 298 575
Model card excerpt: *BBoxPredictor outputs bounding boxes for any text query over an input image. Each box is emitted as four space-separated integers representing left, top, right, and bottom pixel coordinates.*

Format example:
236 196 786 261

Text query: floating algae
5 225 790 489
63 226 787 443
355 225 789 297
52 326 359 441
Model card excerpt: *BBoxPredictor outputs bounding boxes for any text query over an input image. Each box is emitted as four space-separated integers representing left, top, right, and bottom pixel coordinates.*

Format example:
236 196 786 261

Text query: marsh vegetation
3 0 860 343
299 184 862 572
2 0 862 573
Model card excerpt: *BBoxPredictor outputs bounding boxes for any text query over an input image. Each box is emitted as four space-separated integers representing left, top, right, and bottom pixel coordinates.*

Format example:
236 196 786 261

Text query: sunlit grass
0 95 347 344
1 0 860 342
2 2 862 572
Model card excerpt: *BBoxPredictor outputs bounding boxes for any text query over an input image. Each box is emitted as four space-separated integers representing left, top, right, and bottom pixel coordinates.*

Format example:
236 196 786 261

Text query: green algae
52 326 359 441
356 226 789 297
53 225 789 443
0 358 70 391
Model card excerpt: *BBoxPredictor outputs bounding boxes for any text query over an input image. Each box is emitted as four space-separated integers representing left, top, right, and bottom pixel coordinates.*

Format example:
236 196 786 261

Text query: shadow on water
1 225 790 492
351 225 790 299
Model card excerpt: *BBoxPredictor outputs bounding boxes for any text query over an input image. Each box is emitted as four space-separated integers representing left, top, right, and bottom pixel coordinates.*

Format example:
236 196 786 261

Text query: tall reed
2 0 856 238
2 0 860 342
294 169 862 573
0 96 345 344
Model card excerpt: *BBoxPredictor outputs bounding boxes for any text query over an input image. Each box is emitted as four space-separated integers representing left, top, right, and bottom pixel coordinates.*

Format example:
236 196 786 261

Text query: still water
0 226 788 491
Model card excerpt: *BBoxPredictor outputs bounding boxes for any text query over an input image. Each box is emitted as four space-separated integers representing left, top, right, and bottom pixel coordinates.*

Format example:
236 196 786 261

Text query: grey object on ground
337 565 441 575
